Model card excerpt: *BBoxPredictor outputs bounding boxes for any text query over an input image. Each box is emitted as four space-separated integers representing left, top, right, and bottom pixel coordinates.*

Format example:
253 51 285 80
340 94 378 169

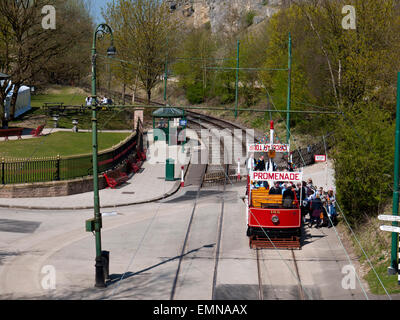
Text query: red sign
314 155 327 162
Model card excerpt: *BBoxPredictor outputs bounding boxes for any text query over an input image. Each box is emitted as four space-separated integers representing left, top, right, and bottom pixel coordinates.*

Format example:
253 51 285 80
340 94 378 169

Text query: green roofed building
152 107 186 145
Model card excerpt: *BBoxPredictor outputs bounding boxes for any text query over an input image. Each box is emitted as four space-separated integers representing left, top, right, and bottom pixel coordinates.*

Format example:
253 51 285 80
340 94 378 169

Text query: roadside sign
179 119 187 127
378 215 400 222
315 155 327 162
380 225 400 233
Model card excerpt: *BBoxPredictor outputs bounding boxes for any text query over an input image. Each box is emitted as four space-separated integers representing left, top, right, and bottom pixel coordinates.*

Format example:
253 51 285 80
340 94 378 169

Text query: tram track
104 90 309 300
170 110 232 300
256 248 306 300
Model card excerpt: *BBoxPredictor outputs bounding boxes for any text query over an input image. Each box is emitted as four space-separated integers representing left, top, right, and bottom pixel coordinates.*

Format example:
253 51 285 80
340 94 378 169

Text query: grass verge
0 131 130 158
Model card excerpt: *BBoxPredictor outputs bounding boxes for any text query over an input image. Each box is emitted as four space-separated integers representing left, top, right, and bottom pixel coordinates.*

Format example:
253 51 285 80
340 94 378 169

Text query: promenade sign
251 171 303 182
248 144 290 153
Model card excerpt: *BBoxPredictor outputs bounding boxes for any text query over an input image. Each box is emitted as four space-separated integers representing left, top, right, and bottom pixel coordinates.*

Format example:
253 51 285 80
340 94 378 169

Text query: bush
245 11 256 27
186 83 205 104
332 104 395 224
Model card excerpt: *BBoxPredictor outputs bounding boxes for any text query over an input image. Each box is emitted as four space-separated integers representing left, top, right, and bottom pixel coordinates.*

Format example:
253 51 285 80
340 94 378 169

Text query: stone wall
0 159 131 199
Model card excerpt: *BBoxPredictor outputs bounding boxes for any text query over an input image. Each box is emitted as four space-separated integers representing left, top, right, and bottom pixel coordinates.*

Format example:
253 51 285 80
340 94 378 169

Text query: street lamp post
89 23 116 288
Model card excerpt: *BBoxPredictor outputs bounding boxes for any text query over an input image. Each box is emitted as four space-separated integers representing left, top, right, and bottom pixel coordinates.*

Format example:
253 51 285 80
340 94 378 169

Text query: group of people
85 96 113 107
302 178 338 229
250 177 338 229
247 155 277 172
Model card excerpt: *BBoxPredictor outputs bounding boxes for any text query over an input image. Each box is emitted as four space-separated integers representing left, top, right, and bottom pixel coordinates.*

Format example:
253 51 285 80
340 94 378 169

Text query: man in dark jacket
310 194 323 228
255 156 266 171
269 182 282 195
283 185 295 208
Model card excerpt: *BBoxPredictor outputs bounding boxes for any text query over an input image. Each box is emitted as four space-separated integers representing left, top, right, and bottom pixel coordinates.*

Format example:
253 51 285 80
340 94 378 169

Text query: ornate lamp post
89 23 116 288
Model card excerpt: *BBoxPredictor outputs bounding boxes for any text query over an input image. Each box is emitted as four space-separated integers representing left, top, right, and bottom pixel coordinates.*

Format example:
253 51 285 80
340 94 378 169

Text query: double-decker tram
246 121 303 249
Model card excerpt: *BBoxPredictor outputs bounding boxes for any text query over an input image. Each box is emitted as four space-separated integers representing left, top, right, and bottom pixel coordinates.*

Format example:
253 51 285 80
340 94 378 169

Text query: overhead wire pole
235 40 240 119
389 71 400 276
164 39 169 103
286 32 292 144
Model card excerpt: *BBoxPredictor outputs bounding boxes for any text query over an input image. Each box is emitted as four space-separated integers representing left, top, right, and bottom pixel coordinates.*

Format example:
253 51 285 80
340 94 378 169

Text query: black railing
0 125 143 185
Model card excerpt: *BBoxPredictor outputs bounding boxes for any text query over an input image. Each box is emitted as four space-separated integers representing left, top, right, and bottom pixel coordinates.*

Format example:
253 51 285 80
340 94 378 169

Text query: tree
0 0 94 127
104 0 181 103
174 25 217 104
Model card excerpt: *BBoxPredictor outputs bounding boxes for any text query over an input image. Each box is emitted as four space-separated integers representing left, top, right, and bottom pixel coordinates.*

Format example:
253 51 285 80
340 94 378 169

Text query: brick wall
0 162 130 199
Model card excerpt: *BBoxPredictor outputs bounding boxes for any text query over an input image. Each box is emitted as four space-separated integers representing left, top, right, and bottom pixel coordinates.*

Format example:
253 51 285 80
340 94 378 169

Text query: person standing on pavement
310 193 323 228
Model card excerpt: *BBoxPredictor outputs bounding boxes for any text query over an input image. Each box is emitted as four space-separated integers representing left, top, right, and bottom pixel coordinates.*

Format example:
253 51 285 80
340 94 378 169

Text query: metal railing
0 126 143 185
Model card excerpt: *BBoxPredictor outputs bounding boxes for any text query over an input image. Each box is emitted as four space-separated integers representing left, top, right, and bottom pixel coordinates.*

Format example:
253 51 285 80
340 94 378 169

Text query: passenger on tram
267 160 277 172
269 182 282 195
255 156 266 171
247 154 256 172
283 184 295 208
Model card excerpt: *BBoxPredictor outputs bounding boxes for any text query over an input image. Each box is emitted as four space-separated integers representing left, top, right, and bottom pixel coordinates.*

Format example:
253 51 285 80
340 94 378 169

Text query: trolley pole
389 71 400 275
235 40 240 119
286 32 292 144
164 40 168 102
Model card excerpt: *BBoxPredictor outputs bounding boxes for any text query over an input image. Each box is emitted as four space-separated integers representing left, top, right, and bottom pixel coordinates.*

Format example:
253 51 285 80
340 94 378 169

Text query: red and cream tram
246 121 303 249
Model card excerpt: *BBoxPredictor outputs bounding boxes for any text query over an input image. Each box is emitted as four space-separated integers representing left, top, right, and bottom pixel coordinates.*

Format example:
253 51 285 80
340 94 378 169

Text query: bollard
181 165 185 187
166 158 175 181
237 158 241 181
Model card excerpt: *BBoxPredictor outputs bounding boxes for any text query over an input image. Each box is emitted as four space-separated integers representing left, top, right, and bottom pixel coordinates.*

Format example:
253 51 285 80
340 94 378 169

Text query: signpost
379 215 400 222
380 213 400 283
380 225 400 233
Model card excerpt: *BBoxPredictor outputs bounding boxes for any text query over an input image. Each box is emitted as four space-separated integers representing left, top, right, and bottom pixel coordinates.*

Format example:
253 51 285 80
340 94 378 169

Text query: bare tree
104 0 181 103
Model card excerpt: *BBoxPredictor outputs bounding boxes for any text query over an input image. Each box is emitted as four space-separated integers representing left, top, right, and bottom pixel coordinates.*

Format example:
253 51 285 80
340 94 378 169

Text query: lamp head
107 46 117 57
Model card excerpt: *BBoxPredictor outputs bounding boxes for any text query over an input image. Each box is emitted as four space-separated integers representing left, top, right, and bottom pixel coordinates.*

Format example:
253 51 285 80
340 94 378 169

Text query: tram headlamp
271 215 280 224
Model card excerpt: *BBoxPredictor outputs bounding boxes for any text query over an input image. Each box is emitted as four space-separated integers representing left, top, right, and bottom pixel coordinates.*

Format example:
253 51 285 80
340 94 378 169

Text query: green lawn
0 131 130 158
30 86 88 108
11 85 135 130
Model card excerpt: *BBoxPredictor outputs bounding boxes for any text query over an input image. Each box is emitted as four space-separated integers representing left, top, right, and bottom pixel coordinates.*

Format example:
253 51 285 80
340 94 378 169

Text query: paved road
0 182 378 300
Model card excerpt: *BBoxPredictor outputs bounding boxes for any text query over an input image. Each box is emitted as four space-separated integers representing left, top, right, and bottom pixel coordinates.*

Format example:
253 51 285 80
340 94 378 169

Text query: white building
3 84 32 120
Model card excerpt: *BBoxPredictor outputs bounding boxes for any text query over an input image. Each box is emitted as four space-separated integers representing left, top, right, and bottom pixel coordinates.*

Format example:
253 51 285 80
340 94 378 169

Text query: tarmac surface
0 129 394 300
0 131 195 209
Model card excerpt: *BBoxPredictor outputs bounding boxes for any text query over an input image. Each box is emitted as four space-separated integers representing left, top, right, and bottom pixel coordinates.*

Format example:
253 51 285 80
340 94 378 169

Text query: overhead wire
264 90 384 299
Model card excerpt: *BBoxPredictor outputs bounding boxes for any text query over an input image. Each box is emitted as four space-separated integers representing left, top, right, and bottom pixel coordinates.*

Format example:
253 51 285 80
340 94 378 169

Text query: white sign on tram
247 144 290 153
251 171 303 183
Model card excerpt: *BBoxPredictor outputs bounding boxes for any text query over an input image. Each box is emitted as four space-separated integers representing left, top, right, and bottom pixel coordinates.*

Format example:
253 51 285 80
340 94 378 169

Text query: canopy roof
0 72 10 80
152 107 184 118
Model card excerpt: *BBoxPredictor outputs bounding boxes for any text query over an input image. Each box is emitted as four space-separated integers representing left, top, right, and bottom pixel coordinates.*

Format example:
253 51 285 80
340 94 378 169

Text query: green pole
286 32 292 144
91 27 104 288
389 71 400 275
164 40 168 102
235 40 240 119
90 24 115 288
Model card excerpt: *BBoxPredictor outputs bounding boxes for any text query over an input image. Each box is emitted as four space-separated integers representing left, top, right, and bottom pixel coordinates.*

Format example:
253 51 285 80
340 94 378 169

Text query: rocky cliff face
168 0 287 33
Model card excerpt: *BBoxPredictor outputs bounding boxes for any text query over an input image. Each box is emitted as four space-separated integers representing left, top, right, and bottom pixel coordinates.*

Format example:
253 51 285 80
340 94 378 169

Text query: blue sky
89 0 112 22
